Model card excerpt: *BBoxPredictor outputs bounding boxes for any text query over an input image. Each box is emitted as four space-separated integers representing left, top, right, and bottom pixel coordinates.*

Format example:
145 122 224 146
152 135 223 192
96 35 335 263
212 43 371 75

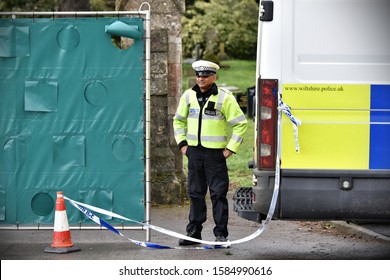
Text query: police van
234 0 390 223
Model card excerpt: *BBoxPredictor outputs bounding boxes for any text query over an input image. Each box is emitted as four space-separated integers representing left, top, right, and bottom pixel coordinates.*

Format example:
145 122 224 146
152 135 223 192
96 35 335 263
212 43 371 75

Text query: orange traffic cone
44 191 80 254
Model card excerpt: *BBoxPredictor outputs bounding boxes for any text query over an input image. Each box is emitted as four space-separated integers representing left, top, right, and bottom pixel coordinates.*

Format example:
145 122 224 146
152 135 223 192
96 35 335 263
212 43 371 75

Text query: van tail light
256 78 278 169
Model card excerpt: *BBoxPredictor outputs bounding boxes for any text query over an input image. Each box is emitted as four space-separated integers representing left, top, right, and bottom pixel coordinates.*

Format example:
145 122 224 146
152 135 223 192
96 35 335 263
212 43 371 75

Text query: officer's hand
223 149 233 158
180 145 188 155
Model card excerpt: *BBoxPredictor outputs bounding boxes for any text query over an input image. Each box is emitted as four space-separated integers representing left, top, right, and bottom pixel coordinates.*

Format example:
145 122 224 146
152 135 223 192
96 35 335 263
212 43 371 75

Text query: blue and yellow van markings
370 85 390 169
281 84 389 170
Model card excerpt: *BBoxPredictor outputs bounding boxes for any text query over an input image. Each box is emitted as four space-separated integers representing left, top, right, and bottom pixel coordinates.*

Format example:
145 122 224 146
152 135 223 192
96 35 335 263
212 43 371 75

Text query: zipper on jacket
197 101 206 146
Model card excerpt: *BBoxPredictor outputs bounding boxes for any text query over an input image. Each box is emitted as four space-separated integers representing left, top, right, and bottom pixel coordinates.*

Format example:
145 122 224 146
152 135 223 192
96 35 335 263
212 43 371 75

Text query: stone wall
123 0 186 204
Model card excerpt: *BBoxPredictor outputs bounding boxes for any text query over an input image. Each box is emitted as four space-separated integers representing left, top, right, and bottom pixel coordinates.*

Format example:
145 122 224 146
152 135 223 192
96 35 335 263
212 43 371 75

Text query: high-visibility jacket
173 86 247 153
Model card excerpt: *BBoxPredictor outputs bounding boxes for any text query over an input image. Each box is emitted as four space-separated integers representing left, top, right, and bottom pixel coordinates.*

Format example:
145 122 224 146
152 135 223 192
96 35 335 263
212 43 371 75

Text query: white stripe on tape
278 100 301 152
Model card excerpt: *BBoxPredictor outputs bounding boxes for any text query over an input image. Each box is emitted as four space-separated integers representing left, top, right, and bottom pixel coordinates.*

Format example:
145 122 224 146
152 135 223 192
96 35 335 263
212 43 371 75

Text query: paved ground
1 195 389 280
1 196 389 260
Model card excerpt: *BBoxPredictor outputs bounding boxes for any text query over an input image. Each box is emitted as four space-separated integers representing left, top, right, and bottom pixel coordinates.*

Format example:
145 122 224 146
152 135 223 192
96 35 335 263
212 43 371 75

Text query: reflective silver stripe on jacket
228 114 247 125
231 133 244 143
187 134 226 143
201 135 227 142
186 91 191 105
186 134 197 141
216 88 226 111
174 127 187 136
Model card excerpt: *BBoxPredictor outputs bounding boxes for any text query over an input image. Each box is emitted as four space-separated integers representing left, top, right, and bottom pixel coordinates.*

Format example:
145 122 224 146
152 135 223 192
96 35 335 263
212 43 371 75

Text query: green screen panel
0 17 145 226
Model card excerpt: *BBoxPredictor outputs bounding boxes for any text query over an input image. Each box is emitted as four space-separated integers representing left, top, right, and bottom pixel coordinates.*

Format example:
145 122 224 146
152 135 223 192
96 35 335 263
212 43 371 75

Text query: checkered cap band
194 66 216 72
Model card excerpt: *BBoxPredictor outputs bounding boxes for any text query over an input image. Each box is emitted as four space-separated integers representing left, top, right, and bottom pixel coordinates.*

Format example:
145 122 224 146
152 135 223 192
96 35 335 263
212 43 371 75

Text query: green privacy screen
0 17 145 227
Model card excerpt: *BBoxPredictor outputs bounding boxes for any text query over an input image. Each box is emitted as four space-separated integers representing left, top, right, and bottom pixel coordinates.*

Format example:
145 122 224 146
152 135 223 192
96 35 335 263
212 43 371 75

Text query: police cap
192 60 220 77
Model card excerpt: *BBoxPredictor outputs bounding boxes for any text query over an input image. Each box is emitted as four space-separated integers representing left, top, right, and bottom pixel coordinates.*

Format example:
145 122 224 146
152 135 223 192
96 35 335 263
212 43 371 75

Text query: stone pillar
123 0 186 204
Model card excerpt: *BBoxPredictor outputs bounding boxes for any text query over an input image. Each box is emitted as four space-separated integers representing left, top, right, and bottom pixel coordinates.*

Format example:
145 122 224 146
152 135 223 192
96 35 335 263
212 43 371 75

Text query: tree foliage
0 0 116 11
0 0 58 11
182 0 259 60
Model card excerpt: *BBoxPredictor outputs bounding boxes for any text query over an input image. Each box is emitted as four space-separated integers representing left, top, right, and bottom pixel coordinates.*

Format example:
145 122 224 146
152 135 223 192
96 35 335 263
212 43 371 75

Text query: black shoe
215 236 228 242
179 228 202 246
215 236 230 248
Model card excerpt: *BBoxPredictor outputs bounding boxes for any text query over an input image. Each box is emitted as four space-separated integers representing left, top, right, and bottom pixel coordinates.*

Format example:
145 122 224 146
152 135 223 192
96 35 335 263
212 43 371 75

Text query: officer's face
196 74 216 92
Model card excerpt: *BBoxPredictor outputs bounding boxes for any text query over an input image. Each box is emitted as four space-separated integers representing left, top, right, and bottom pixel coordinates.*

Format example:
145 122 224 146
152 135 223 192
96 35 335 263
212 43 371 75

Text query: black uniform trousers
186 145 229 238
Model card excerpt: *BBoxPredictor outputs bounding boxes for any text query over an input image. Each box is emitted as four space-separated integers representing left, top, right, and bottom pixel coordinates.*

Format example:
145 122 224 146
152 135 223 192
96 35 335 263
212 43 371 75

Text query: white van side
234 0 390 222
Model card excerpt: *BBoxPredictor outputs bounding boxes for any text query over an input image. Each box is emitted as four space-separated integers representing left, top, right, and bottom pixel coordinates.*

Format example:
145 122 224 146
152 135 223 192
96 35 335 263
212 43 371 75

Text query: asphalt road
1 198 389 260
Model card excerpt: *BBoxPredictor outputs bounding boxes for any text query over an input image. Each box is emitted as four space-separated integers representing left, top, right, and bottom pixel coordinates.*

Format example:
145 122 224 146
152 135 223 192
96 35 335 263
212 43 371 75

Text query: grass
182 59 256 189
226 118 254 188
216 60 257 93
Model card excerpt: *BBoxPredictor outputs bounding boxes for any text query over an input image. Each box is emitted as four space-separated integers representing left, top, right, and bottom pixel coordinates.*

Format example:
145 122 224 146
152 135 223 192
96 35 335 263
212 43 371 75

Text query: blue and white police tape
64 175 280 250
64 196 228 249
278 100 302 152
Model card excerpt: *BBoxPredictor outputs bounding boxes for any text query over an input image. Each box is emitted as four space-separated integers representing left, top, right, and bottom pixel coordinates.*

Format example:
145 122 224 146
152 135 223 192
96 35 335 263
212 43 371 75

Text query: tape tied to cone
44 191 80 254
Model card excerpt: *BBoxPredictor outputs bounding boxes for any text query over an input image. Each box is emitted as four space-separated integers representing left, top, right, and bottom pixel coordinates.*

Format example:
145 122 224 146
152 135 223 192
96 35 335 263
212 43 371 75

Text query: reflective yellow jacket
173 85 247 153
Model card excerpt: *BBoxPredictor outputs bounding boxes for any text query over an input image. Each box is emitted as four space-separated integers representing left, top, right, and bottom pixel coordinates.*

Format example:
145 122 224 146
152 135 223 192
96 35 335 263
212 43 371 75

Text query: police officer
173 60 248 245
